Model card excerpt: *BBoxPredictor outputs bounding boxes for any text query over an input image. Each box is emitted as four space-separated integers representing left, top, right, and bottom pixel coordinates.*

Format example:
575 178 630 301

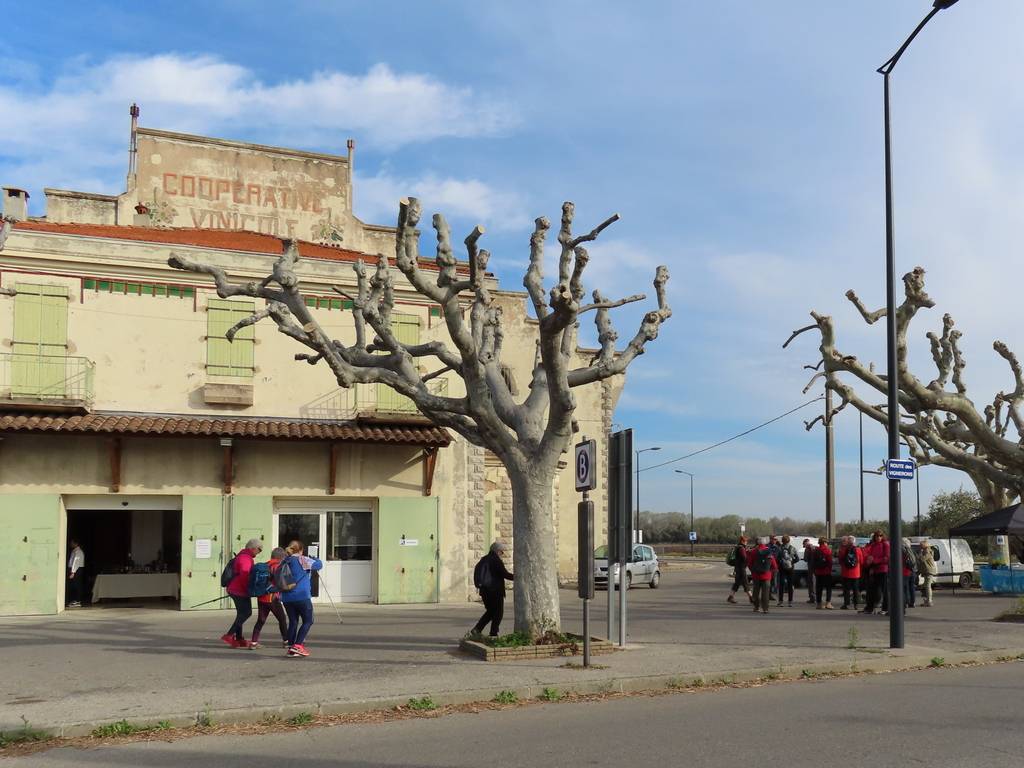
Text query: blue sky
3 1 1022 522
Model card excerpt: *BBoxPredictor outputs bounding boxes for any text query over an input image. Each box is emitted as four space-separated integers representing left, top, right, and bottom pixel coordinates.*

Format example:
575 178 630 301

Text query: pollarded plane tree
784 266 1023 512
169 198 671 636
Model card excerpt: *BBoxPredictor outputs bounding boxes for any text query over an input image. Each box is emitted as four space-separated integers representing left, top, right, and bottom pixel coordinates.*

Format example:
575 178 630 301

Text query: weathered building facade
0 122 618 616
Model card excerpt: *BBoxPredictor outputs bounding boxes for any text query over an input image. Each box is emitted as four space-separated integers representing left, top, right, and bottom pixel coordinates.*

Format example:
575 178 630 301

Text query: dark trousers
842 577 860 607
473 589 505 636
815 576 832 605
731 568 750 594
806 570 816 601
777 570 794 603
285 599 315 646
227 595 252 640
866 572 888 612
751 579 771 612
67 571 84 604
252 600 287 642
904 574 916 607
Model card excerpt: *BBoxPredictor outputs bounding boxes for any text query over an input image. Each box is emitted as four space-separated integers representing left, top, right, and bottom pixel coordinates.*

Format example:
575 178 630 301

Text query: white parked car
594 544 661 589
909 537 975 589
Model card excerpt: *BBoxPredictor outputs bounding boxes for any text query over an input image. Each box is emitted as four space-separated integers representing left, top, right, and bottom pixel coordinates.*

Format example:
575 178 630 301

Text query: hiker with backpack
470 541 514 637
862 530 890 615
250 547 288 649
813 537 834 609
917 539 937 606
838 536 864 610
802 538 817 604
278 540 323 658
745 537 778 614
221 538 263 649
901 538 918 609
775 535 799 607
726 535 752 604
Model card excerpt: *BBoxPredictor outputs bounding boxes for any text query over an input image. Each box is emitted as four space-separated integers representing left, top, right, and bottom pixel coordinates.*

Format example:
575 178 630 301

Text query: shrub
539 687 561 702
929 657 945 668
407 696 437 711
492 690 518 704
287 712 314 726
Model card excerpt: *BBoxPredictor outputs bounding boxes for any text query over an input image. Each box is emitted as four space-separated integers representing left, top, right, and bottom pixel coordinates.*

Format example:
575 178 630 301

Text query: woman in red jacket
222 538 262 648
862 531 891 615
813 537 834 609
837 536 865 610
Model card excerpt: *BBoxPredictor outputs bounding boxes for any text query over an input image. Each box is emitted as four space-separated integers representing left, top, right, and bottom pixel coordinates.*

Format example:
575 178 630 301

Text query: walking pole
317 579 344 625
189 594 230 610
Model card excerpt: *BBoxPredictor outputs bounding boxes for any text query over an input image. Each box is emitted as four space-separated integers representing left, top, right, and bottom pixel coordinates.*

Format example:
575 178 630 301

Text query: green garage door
0 495 60 616
377 497 439 604
181 496 224 610
230 496 272 560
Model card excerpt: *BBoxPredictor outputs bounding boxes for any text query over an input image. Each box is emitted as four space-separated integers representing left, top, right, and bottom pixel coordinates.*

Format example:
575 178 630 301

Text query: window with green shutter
377 313 420 412
207 299 256 378
11 283 69 396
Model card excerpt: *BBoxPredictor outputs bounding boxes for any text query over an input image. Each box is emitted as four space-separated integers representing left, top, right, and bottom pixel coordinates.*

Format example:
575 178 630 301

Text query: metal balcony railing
299 379 450 421
0 353 95 410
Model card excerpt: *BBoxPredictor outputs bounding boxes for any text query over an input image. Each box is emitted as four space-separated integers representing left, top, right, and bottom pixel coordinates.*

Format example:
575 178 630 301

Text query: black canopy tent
950 503 1024 594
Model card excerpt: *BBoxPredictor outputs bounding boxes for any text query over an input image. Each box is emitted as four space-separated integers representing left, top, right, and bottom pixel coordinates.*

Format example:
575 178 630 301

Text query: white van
909 537 975 589
787 535 821 587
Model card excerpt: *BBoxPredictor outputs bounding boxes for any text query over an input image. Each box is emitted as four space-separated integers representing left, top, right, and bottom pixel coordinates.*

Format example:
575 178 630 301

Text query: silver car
594 544 661 589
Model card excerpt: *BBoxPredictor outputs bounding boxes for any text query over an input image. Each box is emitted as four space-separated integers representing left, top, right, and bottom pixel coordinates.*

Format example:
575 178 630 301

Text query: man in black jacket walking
470 541 514 637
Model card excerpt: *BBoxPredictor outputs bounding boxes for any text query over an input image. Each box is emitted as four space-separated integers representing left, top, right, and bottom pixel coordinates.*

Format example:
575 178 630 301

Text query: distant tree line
641 488 986 545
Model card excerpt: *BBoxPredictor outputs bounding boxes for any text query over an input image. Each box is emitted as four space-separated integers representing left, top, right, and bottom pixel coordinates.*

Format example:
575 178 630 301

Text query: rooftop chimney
127 103 141 191
2 188 29 221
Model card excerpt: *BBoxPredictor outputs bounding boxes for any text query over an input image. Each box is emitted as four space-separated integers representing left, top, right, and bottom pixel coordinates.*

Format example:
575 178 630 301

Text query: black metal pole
882 67 905 649
859 411 865 523
916 467 921 536
689 474 695 557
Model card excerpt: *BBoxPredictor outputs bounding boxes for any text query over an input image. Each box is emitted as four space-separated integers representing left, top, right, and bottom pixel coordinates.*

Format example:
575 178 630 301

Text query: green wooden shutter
0 494 60 616
207 299 255 377
12 284 69 397
377 314 420 412
180 496 225 610
377 497 439 604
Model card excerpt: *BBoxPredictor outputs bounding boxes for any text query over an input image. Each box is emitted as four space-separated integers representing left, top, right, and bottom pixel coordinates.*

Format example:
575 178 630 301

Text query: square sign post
575 438 597 667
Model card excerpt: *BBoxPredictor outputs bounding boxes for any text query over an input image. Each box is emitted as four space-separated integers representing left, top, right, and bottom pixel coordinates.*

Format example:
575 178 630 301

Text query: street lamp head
933 0 959 9
650 447 661 451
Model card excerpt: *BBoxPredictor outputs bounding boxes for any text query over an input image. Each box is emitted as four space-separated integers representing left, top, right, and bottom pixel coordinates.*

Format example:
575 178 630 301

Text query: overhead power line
638 396 825 473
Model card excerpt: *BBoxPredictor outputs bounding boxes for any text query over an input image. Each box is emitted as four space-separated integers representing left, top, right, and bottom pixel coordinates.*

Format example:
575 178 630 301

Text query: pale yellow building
0 123 618 616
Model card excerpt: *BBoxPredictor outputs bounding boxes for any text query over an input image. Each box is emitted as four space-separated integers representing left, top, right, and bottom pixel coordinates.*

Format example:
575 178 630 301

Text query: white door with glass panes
325 506 373 602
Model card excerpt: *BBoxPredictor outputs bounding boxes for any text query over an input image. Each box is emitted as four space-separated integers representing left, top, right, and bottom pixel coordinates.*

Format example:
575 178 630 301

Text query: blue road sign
885 459 916 481
688 531 698 542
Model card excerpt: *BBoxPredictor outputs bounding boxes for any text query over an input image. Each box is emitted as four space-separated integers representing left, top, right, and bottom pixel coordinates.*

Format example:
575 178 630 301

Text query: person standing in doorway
280 540 323 658
223 538 261 648
838 536 864 610
746 537 777 614
470 541 514 637
803 538 817 604
250 547 288 649
67 539 85 608
776 535 799 607
917 539 937 606
813 537 834 610
726 536 752 604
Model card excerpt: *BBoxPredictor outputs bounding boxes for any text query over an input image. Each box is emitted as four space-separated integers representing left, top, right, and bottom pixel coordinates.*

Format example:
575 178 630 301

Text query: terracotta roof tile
0 411 450 446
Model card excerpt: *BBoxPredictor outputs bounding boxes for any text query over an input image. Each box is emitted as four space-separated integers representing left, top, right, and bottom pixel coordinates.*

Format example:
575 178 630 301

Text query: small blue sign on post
688 531 698 542
885 458 916 481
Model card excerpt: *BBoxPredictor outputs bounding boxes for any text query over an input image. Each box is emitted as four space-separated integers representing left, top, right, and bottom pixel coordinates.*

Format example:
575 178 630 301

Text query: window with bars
206 298 255 377
83 278 194 298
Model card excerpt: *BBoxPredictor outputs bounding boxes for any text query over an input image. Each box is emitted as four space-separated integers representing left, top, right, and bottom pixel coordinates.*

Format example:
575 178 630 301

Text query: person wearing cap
222 537 262 649
469 541 514 637
250 546 288 649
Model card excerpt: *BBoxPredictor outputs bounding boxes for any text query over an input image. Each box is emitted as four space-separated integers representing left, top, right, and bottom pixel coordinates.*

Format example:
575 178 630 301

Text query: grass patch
196 710 214 728
0 718 50 750
559 661 608 670
406 696 437 712
481 630 580 648
539 687 562 702
492 690 518 705
287 712 315 726
847 626 860 650
930 657 946 668
800 669 818 679
91 720 143 738
762 670 781 682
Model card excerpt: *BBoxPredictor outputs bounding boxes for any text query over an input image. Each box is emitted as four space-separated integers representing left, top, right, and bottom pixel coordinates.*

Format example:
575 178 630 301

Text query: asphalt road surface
15 662 1023 768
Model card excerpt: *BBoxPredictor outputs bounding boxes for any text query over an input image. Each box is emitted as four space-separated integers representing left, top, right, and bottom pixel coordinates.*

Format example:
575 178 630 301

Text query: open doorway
66 507 182 608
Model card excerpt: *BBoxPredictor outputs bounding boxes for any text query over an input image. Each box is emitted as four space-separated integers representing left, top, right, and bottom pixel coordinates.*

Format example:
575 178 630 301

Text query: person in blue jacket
279 540 323 658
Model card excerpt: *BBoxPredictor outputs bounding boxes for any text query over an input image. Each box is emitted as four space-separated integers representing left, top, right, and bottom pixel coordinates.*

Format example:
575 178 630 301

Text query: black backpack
844 547 858 569
751 548 772 574
473 555 493 590
220 553 238 588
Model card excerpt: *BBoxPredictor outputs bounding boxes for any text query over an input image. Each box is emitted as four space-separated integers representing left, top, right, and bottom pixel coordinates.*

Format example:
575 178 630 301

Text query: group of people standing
727 530 939 615
223 538 323 657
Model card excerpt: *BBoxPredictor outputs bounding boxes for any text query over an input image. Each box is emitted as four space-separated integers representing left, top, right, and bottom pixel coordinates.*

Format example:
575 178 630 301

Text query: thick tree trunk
508 467 561 638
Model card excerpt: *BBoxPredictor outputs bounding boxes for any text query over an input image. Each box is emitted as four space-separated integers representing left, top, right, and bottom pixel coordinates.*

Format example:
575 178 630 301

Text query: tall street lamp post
675 470 695 556
877 0 961 649
635 447 661 543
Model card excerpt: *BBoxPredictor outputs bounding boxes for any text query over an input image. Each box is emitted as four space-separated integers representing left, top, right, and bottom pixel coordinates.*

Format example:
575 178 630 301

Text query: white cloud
0 54 517 202
354 171 529 233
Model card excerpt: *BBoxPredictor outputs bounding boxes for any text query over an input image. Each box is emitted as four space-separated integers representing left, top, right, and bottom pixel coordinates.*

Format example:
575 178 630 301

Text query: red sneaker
290 644 310 657
220 633 236 647
234 638 250 649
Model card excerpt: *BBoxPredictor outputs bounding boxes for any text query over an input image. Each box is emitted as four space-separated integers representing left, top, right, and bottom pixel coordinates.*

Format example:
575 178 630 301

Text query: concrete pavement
2 561 1022 737
12 662 1024 767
